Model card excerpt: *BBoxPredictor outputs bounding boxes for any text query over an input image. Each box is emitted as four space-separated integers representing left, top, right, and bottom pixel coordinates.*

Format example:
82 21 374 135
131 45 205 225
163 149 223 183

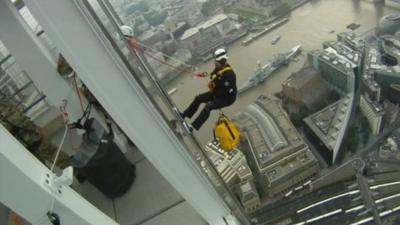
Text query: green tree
272 2 291 17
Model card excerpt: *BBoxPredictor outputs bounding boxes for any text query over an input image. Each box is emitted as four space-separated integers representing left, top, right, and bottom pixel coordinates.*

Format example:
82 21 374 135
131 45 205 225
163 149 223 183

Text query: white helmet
120 25 134 38
214 48 228 61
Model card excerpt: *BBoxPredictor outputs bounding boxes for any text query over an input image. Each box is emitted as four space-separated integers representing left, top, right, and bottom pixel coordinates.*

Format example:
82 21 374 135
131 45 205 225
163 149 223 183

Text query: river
165 0 398 144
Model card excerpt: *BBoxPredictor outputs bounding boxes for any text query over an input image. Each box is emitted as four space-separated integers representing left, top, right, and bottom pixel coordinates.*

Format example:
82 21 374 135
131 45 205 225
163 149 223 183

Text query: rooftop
283 67 321 89
361 94 385 115
181 14 228 40
204 142 253 183
324 41 360 64
381 35 400 64
337 32 364 50
265 149 316 183
304 95 351 151
239 180 260 203
376 14 400 36
363 77 380 92
323 47 357 69
310 49 355 76
234 95 308 171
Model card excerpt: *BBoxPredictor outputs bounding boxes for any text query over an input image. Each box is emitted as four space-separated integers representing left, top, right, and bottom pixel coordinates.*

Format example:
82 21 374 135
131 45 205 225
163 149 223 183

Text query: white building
204 143 254 186
239 180 261 212
180 14 245 57
360 94 385 135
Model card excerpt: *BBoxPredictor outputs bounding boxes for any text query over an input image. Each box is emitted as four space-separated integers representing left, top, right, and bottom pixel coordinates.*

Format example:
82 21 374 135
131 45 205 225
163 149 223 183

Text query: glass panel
0 41 50 118
80 0 251 224
37 32 59 61
9 0 400 224
18 5 41 33
10 2 59 62
79 0 400 224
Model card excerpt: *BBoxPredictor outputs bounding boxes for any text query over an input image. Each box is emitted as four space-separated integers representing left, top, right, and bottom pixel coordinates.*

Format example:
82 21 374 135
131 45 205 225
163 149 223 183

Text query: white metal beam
0 124 119 225
0 0 82 122
0 0 130 153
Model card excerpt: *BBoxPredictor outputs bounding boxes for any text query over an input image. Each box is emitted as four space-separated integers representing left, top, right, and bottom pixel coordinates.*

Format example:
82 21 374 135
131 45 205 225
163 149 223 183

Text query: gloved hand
196 72 208 78
208 81 215 91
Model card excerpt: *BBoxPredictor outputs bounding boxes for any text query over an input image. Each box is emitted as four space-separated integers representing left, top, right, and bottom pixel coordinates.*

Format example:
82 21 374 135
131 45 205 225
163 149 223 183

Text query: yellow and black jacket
208 64 237 98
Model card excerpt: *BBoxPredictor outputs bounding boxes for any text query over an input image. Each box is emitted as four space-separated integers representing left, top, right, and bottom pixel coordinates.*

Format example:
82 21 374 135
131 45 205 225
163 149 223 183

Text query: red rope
128 38 207 78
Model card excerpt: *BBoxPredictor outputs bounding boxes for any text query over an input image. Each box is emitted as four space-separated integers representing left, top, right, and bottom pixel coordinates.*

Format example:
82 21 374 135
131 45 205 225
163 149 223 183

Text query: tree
272 2 291 17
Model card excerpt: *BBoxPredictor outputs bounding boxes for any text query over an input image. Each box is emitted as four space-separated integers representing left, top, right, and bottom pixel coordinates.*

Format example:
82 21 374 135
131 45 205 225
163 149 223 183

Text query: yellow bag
213 114 240 151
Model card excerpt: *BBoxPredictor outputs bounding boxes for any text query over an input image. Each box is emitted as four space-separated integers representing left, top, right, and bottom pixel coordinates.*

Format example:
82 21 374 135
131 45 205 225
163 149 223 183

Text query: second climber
180 48 237 132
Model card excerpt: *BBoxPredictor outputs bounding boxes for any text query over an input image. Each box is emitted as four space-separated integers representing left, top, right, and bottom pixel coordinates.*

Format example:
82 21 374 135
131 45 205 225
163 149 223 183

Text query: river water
166 0 398 144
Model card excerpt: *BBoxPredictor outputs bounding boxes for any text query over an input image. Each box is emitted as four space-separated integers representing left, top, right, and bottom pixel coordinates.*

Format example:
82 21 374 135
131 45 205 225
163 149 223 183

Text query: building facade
360 94 386 135
308 49 355 95
304 95 352 164
204 142 254 186
239 179 261 212
282 67 328 108
180 14 246 59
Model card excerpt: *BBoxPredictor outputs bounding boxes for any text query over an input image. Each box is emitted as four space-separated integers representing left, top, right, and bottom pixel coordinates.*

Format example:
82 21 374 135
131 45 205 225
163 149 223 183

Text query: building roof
180 27 198 40
337 32 364 50
367 43 400 76
381 35 400 63
324 41 360 64
234 95 309 170
304 95 351 152
323 47 357 69
246 104 288 152
234 95 319 193
361 94 385 116
240 180 260 203
376 14 400 36
181 14 228 40
204 142 253 183
283 67 320 89
265 149 316 184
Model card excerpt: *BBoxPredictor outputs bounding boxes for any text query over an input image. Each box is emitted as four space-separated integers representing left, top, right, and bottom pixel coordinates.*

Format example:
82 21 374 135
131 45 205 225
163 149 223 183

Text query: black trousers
183 92 236 130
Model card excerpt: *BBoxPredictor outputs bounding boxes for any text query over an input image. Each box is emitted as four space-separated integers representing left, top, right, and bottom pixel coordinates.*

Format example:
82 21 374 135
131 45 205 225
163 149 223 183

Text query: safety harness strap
211 66 233 80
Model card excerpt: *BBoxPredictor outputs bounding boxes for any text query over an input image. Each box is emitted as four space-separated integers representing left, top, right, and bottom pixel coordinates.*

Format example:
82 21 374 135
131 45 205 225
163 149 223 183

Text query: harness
209 66 233 91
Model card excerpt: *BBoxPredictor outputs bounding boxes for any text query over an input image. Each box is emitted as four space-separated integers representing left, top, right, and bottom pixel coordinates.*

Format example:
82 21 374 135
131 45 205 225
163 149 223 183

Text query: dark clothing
183 64 237 130
209 64 237 97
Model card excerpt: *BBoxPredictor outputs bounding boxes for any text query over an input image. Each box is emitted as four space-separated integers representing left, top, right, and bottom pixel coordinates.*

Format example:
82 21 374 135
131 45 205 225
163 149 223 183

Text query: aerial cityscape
2 0 400 224
108 0 400 224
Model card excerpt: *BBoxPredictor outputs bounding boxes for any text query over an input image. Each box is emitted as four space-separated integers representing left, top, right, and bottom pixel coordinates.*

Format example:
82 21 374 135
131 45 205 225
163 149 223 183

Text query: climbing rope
128 37 208 78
